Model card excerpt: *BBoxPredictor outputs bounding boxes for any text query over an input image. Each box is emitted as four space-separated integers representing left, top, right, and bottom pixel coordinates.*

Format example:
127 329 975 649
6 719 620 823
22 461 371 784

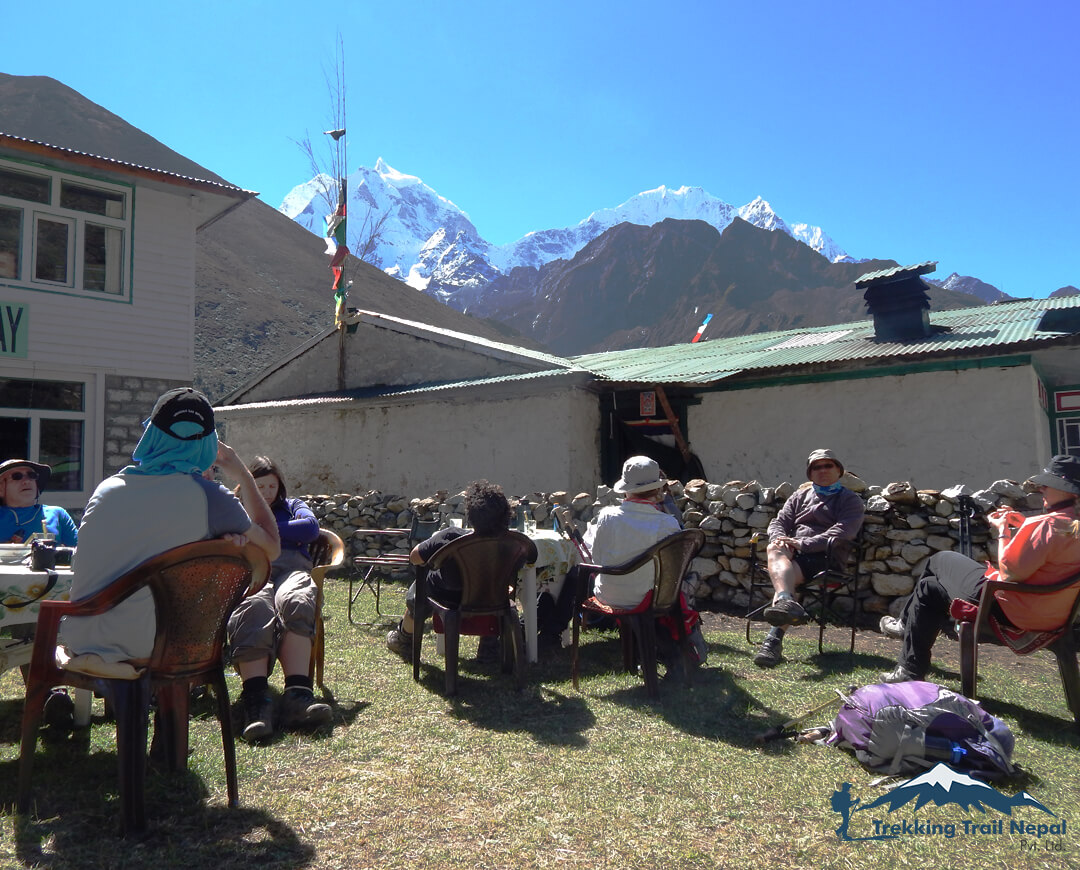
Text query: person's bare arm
214 442 281 561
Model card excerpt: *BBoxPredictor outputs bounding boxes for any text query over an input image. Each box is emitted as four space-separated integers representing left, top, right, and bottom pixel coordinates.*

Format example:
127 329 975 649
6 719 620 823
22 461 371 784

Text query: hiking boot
43 688 75 733
881 664 919 684
688 625 708 665
763 597 807 627
240 691 274 743
474 635 501 663
280 687 333 729
386 622 413 659
753 635 784 668
879 616 905 639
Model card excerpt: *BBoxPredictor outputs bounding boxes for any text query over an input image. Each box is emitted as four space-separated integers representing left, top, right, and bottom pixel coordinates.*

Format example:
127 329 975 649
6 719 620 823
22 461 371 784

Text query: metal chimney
855 261 938 342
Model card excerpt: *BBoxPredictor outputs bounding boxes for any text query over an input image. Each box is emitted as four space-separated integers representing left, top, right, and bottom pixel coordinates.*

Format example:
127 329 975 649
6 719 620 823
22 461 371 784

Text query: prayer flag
691 313 713 343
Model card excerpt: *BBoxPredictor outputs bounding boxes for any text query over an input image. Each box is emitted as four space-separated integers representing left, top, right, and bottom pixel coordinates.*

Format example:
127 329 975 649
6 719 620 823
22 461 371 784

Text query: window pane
0 416 30 461
0 205 20 279
34 218 69 284
60 182 125 219
39 418 82 491
0 167 49 204
83 223 123 293
0 378 84 411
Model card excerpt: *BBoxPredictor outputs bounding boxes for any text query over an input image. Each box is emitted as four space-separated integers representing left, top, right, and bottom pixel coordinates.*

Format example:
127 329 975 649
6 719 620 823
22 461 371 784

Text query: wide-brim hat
0 458 51 491
1029 455 1080 496
806 448 844 478
614 456 665 494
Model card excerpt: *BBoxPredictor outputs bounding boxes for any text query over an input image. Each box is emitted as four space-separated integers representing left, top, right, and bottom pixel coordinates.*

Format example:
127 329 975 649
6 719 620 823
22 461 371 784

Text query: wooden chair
17 540 269 834
571 529 705 698
744 532 862 654
308 529 344 690
955 570 1080 729
410 531 538 696
350 516 442 623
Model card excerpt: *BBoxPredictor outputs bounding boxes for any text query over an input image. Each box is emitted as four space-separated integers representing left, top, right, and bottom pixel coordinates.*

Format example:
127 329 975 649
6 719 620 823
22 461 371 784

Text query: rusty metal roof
570 295 1080 385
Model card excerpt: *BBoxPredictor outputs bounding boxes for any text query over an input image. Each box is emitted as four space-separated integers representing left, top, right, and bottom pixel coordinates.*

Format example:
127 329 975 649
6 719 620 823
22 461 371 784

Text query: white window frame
0 370 98 509
0 159 132 302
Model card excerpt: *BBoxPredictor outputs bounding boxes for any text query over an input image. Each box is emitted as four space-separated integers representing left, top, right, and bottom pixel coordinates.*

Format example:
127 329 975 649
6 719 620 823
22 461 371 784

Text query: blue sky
3 0 1076 296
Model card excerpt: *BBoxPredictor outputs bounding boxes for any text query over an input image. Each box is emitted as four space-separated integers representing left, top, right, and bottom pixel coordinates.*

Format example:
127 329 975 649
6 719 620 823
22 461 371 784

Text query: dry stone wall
302 474 1045 619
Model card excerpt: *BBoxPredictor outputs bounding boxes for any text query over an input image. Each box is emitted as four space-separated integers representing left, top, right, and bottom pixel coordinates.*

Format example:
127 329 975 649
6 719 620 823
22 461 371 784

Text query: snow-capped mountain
857 763 1054 816
278 162 852 308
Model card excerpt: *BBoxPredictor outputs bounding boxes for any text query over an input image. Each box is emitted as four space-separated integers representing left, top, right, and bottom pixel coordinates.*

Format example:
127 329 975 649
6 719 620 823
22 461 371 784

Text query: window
1057 418 1080 458
0 160 131 300
0 376 86 493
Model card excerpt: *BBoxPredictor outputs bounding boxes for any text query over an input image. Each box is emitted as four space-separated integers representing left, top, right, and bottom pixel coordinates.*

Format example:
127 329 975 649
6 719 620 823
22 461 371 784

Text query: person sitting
753 448 865 668
0 459 78 546
386 480 513 663
58 388 280 679
583 455 707 666
882 455 1080 683
227 456 332 740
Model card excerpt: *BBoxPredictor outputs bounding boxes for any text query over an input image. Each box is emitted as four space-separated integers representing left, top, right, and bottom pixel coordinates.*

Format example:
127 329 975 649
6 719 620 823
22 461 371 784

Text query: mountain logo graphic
832 763 1056 842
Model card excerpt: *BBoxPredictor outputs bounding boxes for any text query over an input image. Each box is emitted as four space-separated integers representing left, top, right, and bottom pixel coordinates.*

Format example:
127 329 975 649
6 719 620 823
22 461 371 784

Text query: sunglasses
4 470 39 481
809 463 837 472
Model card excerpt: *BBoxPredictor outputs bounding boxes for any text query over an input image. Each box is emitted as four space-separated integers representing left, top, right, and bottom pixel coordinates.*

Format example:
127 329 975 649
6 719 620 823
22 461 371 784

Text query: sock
242 676 269 698
775 591 794 602
767 627 786 641
284 675 313 692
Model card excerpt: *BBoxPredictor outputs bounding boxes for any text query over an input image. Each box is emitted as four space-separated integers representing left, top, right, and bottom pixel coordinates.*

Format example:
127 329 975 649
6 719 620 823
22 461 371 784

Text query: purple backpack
827 681 1015 778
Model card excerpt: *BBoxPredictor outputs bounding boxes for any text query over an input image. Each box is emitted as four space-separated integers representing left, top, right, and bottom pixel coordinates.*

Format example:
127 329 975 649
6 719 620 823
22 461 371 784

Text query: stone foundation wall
301 474 1043 618
102 375 188 478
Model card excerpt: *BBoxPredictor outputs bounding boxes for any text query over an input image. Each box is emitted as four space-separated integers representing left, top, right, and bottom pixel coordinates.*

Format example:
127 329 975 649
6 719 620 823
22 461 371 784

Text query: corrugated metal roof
0 132 252 194
570 296 1080 384
855 260 937 286
216 368 587 413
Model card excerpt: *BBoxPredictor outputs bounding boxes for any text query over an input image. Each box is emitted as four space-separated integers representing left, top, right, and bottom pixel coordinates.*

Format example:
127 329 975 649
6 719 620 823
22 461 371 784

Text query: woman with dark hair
227 456 332 741
0 459 78 546
386 480 513 662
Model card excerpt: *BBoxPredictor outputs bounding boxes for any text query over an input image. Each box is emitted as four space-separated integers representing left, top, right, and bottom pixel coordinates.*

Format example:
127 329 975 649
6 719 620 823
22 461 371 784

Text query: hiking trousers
899 550 986 677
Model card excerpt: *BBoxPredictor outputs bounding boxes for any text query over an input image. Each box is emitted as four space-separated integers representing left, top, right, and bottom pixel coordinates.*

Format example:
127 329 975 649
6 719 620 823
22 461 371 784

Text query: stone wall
103 374 188 478
302 474 1045 618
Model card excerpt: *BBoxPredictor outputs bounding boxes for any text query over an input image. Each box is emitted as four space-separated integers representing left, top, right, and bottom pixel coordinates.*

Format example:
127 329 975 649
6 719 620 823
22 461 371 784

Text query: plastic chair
744 531 863 654
571 529 705 698
956 570 1080 729
17 540 270 834
308 529 344 690
410 531 538 696
350 516 442 623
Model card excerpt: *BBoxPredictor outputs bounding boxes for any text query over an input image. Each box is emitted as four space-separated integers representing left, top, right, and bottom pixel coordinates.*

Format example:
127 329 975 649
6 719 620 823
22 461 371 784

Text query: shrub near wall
302 474 1045 619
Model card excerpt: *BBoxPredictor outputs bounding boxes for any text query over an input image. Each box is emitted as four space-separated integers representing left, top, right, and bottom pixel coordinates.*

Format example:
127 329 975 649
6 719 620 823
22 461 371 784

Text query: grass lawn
0 578 1077 869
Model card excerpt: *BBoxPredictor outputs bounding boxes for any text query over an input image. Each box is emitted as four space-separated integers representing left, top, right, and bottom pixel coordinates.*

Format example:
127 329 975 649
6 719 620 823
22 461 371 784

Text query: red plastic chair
571 529 705 698
410 531 538 696
17 540 269 834
955 570 1080 729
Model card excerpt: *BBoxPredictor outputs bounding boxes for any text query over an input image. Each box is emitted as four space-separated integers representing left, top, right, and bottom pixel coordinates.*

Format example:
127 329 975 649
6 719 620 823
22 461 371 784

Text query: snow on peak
374 157 421 188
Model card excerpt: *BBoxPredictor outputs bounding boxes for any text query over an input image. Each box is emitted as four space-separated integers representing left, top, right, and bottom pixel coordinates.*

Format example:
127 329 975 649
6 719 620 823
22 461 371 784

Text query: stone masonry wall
301 473 1044 619
102 375 188 478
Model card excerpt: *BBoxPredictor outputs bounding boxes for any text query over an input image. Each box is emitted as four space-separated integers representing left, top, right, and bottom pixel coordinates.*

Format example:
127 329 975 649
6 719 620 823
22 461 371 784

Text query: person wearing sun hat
58 388 280 676
0 458 78 546
753 448 865 668
882 455 1080 683
583 455 708 665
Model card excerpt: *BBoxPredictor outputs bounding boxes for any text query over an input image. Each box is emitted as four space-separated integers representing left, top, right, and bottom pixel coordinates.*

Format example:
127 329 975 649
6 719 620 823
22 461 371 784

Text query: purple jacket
767 485 864 554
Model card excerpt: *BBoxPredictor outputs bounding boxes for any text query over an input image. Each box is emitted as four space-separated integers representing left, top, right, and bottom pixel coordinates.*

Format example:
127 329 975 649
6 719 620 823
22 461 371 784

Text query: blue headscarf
121 418 219 476
813 481 845 497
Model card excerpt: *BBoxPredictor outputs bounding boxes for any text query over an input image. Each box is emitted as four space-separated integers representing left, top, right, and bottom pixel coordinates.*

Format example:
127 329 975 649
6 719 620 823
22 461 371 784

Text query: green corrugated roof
570 296 1080 385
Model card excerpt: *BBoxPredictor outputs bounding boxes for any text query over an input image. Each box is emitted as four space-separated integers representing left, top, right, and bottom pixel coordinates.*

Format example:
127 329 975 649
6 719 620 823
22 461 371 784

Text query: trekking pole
755 686 856 743
957 494 975 559
553 506 592 562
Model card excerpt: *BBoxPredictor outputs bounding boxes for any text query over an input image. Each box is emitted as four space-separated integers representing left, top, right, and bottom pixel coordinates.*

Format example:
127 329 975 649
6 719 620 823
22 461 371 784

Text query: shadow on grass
963 694 1080 747
410 654 597 747
2 753 314 869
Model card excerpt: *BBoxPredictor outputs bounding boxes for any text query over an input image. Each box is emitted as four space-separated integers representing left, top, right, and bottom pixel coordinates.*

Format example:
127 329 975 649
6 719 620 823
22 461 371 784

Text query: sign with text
0 302 27 358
